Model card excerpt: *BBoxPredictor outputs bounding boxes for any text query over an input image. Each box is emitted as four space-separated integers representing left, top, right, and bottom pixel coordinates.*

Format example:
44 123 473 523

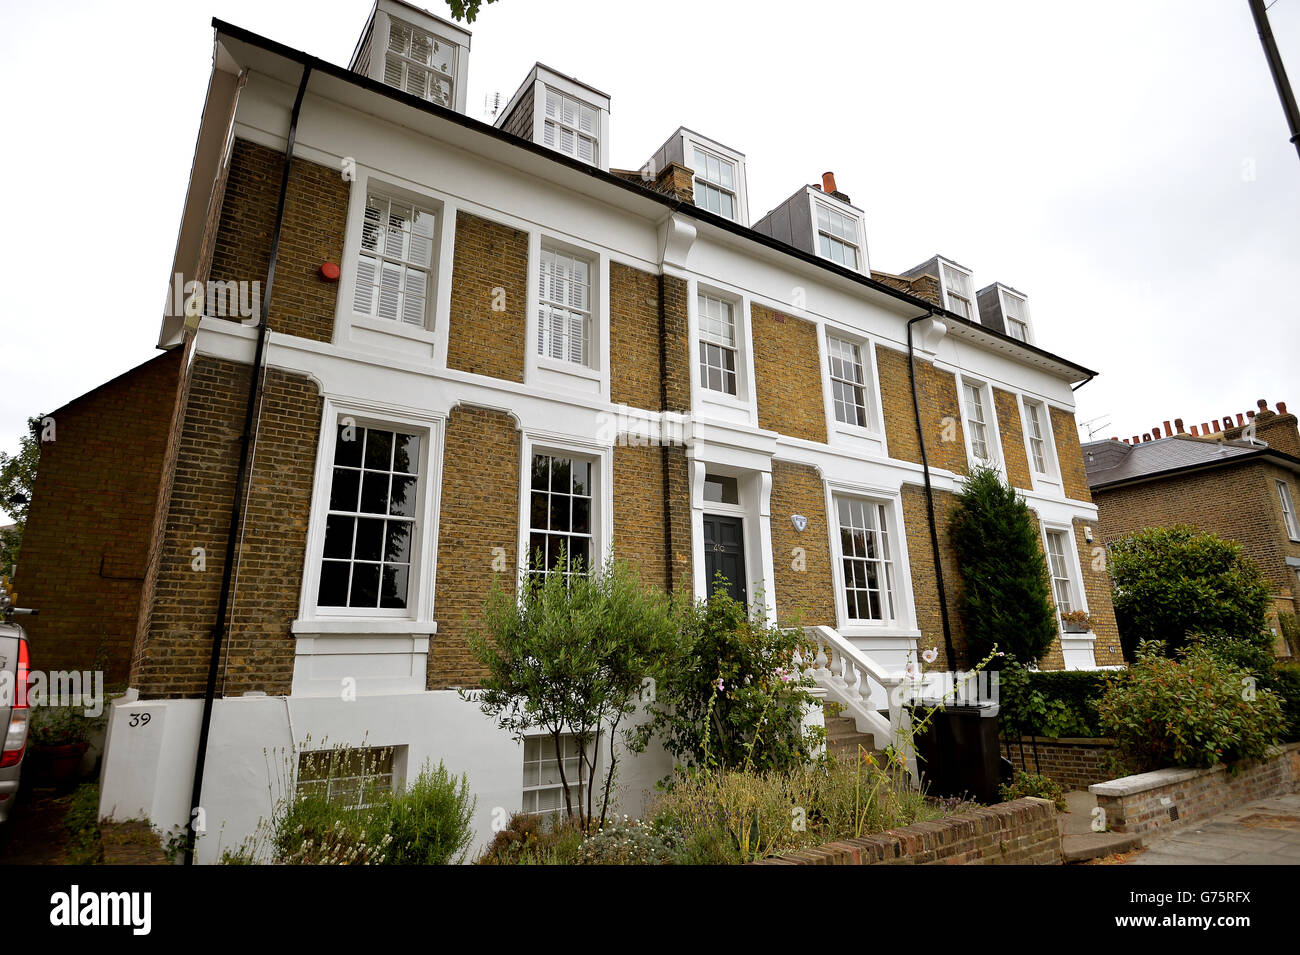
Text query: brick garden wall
1091 743 1300 839
756 797 1060 865
14 351 184 685
1003 736 1118 791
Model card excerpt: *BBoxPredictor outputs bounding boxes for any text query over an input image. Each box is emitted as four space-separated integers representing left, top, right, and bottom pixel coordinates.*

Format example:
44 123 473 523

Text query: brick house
17 2 1120 858
1084 400 1300 657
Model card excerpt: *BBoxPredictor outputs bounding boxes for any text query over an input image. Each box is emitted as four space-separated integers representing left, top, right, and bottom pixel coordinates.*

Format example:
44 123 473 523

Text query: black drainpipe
184 64 313 865
906 312 957 671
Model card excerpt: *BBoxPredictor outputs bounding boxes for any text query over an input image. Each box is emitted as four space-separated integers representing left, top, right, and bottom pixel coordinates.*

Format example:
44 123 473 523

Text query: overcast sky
2 0 1297 513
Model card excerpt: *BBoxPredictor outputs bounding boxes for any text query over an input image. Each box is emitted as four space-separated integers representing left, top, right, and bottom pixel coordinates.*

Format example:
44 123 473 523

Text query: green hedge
998 668 1120 739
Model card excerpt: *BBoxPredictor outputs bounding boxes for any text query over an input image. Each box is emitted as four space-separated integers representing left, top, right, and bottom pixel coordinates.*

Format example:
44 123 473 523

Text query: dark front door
703 514 747 605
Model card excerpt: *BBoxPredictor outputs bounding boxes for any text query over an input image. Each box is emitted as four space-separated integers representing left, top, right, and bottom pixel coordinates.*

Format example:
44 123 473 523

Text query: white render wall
99 689 674 864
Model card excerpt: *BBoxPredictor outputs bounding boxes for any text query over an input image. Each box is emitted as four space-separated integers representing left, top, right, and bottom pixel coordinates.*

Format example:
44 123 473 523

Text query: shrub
999 771 1067 812
474 811 584 865
998 665 1118 738
949 467 1059 666
64 783 103 865
1108 526 1273 660
271 794 390 865
1278 612 1300 657
28 705 94 747
468 554 678 830
633 583 822 774
370 761 476 865
574 817 680 865
1275 663 1300 743
1097 640 1284 772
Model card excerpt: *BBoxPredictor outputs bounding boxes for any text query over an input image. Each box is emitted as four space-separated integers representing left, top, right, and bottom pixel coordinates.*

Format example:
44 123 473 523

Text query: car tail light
2 639 31 767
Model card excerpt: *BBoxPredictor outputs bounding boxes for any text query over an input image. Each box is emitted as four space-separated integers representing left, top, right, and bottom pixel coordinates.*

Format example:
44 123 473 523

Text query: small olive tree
1108 525 1273 660
466 553 678 831
949 466 1059 666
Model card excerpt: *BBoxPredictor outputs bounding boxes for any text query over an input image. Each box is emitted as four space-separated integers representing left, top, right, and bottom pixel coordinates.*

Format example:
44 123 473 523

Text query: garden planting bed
754 797 1061 866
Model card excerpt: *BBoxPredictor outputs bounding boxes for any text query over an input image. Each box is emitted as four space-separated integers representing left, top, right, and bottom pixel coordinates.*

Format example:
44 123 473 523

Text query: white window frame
351 190 439 329
697 290 740 397
825 486 915 635
691 145 740 221
690 283 754 416
958 375 1001 471
1041 523 1087 624
1020 396 1059 483
382 15 459 109
526 232 607 392
516 433 612 588
940 261 977 321
1279 479 1300 541
296 399 444 631
678 130 749 226
998 287 1034 344
522 733 591 816
536 244 594 367
541 86 600 166
813 201 864 271
335 168 452 352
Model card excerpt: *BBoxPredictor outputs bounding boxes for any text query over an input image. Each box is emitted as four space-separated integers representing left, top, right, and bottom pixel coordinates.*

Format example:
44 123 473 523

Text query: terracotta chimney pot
822 171 838 195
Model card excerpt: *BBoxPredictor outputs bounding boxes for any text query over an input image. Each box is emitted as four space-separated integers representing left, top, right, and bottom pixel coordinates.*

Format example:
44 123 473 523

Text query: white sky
2 0 1298 515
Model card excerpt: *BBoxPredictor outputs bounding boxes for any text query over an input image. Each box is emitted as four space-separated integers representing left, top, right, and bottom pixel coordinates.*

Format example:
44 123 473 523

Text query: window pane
323 515 354 559
329 468 360 511
350 563 380 608
354 518 385 561
380 565 408 609
360 471 390 514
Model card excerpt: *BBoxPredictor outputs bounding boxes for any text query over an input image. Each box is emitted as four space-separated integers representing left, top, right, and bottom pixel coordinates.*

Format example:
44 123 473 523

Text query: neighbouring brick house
16 1 1119 858
1084 400 1300 657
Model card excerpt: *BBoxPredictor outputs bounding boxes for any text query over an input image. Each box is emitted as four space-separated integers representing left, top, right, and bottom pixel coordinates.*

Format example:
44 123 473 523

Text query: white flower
921 648 939 664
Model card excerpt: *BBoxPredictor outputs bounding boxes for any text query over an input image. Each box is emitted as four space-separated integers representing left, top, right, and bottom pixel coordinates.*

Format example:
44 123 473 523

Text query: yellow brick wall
994 388 1033 491
751 302 827 443
446 212 529 382
770 461 836 627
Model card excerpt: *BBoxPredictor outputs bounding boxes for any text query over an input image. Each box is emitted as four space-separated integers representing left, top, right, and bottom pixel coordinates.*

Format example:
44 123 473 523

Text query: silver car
0 618 31 824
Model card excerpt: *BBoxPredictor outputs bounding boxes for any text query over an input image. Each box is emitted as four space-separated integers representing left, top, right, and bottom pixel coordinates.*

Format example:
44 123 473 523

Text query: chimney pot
1143 433 1152 442
1190 425 1200 436
822 171 838 195
1279 401 1289 415
1175 417 1185 433
1153 426 1162 439
1162 420 1172 437
1132 435 1141 444
1258 398 1269 411
1247 410 1256 419
1236 413 1245 426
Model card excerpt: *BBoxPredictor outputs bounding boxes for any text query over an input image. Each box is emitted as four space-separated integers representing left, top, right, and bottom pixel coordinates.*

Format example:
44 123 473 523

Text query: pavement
1060 789 1143 863
1126 792 1300 865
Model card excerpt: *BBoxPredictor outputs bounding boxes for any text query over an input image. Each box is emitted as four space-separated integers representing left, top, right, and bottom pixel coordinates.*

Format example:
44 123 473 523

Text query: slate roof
1082 434 1267 489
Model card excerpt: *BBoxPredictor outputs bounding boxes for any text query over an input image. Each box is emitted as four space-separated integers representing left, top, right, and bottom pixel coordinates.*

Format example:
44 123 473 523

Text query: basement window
296 746 396 810
522 735 588 815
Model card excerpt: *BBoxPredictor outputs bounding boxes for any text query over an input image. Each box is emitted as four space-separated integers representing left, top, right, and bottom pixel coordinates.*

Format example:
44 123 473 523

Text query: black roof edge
210 17 1098 382
1089 446 1300 492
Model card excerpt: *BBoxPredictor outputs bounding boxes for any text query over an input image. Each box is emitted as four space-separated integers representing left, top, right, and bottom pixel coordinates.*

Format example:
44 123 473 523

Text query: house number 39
128 712 152 728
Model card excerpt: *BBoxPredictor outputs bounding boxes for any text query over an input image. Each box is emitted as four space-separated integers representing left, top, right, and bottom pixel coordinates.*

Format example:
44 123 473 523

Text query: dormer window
349 2 471 113
815 204 862 269
976 282 1035 343
940 261 976 320
1002 290 1031 342
692 147 738 219
384 18 456 106
543 88 599 164
496 65 611 170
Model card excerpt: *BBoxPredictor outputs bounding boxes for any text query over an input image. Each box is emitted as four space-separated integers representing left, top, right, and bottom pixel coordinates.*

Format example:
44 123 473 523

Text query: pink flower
921 648 939 664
